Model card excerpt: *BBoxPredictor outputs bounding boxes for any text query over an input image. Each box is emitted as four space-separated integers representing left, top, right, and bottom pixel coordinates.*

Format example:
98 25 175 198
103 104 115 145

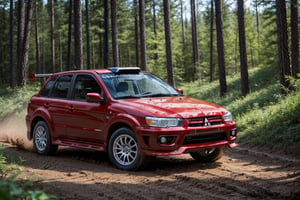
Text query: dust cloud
0 110 33 151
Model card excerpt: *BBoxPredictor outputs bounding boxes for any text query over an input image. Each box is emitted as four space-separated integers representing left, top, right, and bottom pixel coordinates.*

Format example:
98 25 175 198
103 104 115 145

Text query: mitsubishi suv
26 67 237 170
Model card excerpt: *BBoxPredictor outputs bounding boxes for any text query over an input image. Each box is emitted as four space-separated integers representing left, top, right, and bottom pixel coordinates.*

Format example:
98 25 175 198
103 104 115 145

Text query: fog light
160 136 167 144
158 135 176 144
230 129 237 137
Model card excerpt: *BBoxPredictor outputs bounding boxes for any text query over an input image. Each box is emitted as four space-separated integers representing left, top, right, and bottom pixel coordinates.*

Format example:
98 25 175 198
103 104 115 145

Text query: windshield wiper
142 93 180 98
115 95 141 99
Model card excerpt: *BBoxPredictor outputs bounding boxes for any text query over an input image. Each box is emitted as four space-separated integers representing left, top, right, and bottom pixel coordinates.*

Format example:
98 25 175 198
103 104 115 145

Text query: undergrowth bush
182 67 300 154
0 83 54 199
0 147 55 200
0 84 40 120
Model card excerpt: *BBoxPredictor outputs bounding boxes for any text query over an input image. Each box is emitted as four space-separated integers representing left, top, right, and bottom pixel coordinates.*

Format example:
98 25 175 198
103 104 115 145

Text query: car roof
50 67 143 76
51 69 110 75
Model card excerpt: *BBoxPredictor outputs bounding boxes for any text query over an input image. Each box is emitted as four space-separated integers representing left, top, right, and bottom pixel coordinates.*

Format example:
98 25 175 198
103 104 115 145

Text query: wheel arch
106 113 142 151
29 113 53 140
106 122 132 151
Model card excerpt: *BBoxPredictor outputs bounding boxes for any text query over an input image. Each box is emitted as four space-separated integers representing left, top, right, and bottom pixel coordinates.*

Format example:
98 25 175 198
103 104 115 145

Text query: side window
50 75 72 99
40 77 57 97
73 75 102 101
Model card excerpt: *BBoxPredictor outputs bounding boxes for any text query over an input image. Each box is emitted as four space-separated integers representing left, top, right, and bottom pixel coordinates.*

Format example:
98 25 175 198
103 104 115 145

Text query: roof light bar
109 67 141 74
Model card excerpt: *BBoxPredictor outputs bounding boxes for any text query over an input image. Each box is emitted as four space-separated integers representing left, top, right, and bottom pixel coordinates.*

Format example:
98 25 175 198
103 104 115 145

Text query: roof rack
108 67 140 74
29 73 52 82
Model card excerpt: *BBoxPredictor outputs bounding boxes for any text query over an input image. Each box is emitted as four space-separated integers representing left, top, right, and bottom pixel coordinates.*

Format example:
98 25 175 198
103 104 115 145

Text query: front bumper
136 123 237 156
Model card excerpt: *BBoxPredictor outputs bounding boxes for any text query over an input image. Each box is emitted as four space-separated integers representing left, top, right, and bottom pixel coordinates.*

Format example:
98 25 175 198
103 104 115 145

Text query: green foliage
0 0 288 87
0 84 40 120
182 67 300 154
0 147 55 200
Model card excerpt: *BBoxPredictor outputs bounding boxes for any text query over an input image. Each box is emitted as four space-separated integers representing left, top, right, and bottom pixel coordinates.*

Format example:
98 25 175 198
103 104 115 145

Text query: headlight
223 112 233 122
145 117 183 128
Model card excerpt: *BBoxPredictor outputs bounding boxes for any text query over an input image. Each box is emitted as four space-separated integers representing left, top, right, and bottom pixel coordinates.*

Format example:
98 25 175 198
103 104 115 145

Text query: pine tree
17 0 25 86
74 0 83 70
85 0 91 69
190 0 199 81
9 0 14 87
237 0 249 96
19 0 35 86
139 0 147 70
163 0 174 86
215 0 227 97
67 0 72 71
291 0 299 77
275 0 291 92
49 0 55 72
111 0 119 67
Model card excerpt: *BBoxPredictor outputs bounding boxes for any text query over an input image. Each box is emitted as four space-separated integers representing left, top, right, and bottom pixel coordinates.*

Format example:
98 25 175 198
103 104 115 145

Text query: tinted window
73 74 102 101
50 75 73 99
40 77 57 97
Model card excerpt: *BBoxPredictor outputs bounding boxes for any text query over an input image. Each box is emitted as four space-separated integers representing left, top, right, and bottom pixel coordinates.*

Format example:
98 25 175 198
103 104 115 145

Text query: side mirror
86 93 104 104
177 89 183 94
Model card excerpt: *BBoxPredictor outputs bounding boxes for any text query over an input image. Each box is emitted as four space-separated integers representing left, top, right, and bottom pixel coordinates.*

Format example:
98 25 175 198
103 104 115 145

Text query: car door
46 74 73 139
65 74 108 144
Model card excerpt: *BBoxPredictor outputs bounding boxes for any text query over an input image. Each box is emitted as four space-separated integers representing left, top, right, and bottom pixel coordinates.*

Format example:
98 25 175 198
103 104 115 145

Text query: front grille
183 132 226 145
187 116 223 127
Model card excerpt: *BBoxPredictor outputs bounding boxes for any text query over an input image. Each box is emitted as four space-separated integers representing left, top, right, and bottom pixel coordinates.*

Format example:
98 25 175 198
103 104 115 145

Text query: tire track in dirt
1 142 300 200
189 170 289 199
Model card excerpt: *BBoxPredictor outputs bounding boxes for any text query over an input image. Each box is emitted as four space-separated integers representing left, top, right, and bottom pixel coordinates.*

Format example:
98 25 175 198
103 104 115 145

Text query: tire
190 147 224 162
33 121 58 155
108 127 146 171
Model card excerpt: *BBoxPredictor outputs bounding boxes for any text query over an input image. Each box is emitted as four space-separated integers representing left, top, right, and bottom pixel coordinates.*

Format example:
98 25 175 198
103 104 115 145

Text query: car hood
115 96 227 118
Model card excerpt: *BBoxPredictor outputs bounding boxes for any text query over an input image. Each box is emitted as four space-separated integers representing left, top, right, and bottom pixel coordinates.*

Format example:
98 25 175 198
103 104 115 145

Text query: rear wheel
108 128 146 170
33 121 58 155
190 147 224 162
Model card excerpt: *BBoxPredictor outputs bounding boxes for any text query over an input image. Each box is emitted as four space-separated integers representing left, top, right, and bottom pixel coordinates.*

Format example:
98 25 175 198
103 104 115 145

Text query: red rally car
26 67 237 170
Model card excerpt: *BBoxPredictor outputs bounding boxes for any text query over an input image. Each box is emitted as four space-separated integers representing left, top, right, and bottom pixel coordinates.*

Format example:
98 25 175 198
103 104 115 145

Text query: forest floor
1 115 300 200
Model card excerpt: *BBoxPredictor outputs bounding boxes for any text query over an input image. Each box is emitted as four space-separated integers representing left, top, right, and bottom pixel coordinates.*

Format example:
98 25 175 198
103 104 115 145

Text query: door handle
69 105 74 111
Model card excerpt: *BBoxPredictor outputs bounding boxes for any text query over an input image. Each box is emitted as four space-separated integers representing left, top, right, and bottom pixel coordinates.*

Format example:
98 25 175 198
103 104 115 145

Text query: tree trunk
291 0 299 77
275 0 291 92
139 0 147 70
103 0 109 67
152 0 158 61
92 35 95 68
163 0 174 87
255 0 260 44
19 0 35 86
134 0 139 67
17 0 25 86
209 0 214 82
10 0 14 88
59 31 62 71
85 0 91 69
67 0 72 71
180 0 185 48
214 0 227 97
74 0 83 70
237 0 249 96
190 0 199 81
49 0 55 72
111 0 119 67
34 2 41 73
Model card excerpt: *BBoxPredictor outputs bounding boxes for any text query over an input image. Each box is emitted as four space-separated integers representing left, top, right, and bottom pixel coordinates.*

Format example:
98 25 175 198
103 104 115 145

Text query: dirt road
0 115 299 200
1 142 299 200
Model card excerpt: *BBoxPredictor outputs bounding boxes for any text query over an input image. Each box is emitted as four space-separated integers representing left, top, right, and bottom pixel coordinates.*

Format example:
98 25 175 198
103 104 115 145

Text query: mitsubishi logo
204 118 211 126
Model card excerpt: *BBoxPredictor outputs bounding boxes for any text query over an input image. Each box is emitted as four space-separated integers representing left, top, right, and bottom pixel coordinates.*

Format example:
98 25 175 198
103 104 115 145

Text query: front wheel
190 147 224 162
108 128 146 171
33 121 58 155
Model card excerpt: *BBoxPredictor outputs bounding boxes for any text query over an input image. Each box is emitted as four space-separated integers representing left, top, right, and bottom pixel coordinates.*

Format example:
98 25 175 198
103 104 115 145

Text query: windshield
99 72 182 99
